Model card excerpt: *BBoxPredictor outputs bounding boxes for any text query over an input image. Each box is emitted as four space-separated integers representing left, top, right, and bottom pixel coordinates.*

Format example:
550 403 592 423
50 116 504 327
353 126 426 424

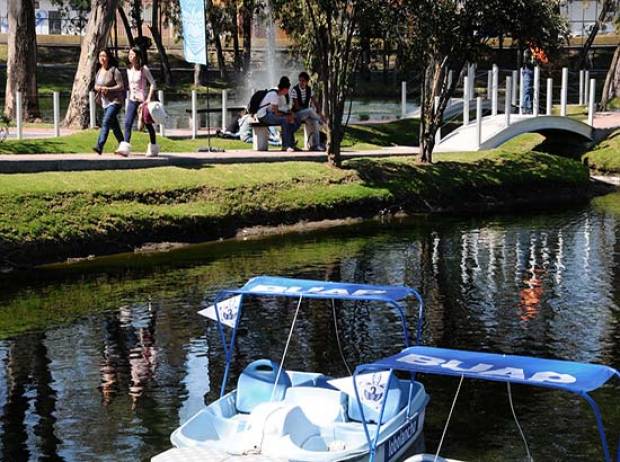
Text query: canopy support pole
271 295 303 401
582 392 612 462
215 292 244 398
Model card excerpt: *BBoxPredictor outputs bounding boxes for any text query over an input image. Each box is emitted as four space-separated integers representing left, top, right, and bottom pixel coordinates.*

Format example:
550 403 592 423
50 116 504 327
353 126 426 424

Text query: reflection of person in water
99 301 158 408
519 267 545 321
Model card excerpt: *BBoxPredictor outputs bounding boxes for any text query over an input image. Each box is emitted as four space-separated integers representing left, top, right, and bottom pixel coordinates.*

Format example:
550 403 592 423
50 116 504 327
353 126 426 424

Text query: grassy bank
0 136 590 267
583 128 620 173
0 119 420 154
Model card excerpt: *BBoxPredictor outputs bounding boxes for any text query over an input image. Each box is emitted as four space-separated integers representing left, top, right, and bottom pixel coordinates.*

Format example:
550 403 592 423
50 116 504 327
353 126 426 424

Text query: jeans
124 99 156 144
294 108 321 148
522 68 534 114
259 112 297 148
96 103 124 151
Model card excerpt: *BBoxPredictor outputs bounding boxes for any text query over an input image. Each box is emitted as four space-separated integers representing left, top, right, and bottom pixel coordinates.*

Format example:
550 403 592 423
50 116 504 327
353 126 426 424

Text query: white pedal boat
153 276 428 462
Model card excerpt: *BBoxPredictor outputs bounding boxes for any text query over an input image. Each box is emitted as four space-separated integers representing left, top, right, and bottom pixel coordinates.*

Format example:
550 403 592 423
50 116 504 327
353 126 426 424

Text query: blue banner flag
179 0 207 65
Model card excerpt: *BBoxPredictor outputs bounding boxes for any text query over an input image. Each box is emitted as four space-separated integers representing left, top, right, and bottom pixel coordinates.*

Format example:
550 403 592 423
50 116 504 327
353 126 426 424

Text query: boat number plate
384 416 418 462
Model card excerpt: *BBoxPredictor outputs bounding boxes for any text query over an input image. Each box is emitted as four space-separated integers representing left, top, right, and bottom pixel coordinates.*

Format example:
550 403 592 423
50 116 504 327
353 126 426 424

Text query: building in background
560 0 617 37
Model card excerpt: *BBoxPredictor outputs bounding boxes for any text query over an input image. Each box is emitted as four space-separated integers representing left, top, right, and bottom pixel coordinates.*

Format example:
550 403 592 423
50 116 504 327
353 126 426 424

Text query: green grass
582 128 620 173
0 119 420 154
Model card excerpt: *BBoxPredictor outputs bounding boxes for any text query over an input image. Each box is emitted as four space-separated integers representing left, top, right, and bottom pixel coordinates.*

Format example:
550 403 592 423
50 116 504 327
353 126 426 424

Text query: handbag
142 102 155 125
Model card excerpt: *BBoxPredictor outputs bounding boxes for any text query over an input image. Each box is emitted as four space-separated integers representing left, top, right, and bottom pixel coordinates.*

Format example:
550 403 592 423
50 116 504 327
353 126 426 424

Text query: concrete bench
250 120 315 151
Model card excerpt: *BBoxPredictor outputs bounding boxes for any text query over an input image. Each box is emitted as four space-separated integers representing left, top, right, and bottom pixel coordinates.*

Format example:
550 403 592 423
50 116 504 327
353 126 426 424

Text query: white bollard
434 96 441 143
221 89 228 131
492 64 498 116
546 78 553 116
561 67 568 116
511 70 518 106
584 70 590 104
505 77 512 127
588 78 596 126
579 70 584 105
401 81 407 117
468 63 475 98
533 66 540 117
519 68 525 115
15 91 23 140
191 90 198 139
463 76 470 126
89 90 96 129
476 96 482 149
53 91 60 137
487 70 492 99
158 90 165 137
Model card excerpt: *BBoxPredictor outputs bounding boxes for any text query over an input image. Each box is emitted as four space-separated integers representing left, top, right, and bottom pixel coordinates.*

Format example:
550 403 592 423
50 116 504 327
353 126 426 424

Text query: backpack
248 89 277 115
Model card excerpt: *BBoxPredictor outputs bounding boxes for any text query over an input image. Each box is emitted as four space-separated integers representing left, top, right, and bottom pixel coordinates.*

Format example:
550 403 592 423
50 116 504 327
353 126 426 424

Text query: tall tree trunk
205 0 226 80
240 0 252 72
149 0 174 85
117 5 135 47
601 43 620 110
4 0 39 121
63 0 120 128
194 64 204 86
230 0 242 72
577 0 616 70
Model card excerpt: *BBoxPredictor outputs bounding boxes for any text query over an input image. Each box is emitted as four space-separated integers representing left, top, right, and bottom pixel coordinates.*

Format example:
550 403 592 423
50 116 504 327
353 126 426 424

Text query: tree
63 0 120 128
274 0 367 167
601 13 620 109
397 0 567 164
4 0 40 121
149 0 174 85
577 0 618 70
239 0 256 72
206 0 228 79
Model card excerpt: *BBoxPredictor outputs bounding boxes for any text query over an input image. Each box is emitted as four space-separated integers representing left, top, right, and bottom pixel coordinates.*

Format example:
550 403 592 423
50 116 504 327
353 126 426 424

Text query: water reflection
0 196 618 461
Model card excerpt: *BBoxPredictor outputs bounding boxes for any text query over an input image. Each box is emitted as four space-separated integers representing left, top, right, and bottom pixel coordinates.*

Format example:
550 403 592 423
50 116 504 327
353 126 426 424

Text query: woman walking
121 46 159 157
93 48 125 155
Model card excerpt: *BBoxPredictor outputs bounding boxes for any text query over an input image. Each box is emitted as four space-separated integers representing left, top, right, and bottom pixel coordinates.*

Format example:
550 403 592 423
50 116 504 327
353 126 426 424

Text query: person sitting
291 72 325 151
218 109 280 145
255 76 299 152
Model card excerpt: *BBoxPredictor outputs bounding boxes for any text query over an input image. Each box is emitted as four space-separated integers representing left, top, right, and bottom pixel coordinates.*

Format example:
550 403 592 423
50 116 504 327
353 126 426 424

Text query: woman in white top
118 46 159 157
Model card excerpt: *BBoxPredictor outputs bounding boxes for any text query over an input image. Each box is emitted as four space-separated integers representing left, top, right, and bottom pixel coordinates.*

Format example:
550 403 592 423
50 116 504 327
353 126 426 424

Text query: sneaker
286 147 295 153
92 146 102 155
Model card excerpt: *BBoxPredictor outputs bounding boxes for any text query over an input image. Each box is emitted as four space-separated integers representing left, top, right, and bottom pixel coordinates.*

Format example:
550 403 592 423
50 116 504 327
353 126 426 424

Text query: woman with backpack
118 46 159 157
93 48 125 155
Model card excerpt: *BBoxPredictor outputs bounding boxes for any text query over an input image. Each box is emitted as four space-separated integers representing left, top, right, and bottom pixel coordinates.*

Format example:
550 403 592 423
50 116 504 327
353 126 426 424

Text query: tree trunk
149 0 174 85
206 0 227 80
117 6 134 47
577 0 616 70
4 0 39 121
601 43 620 110
63 0 120 128
194 64 204 86
240 0 252 72
230 0 242 72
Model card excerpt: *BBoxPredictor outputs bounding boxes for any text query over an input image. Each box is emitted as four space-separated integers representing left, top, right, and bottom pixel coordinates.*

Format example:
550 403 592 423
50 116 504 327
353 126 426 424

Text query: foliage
582 129 620 173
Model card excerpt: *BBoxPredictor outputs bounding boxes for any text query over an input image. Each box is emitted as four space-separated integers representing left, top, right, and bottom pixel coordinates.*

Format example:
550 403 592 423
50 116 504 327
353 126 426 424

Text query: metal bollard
158 90 165 137
221 89 228 131
584 70 590 104
487 70 492 100
89 91 96 129
492 64 498 116
401 81 407 118
476 97 482 148
505 77 512 127
53 91 60 137
546 78 553 116
533 66 540 117
511 70 518 107
560 67 568 116
15 91 23 140
191 90 198 139
463 76 470 126
588 79 596 126
579 70 584 105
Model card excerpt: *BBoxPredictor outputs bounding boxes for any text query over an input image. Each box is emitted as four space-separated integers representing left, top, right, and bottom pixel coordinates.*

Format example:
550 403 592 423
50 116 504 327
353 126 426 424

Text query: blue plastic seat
347 374 405 424
235 359 292 413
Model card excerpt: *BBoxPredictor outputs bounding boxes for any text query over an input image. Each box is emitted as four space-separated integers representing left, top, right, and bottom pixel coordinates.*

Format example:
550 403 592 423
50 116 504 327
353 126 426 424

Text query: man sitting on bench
291 71 325 151
256 76 299 152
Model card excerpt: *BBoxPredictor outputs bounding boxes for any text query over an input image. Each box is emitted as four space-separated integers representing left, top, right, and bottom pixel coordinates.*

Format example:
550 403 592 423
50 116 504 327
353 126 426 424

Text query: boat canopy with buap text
355 346 620 462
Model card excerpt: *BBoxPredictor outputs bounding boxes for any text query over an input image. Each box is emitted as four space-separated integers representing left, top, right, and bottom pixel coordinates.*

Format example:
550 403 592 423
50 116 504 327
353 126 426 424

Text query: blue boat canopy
365 346 620 395
224 275 418 304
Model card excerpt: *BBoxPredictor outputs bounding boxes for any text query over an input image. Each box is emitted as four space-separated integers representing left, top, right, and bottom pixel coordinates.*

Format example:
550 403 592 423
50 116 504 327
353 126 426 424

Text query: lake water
0 193 618 461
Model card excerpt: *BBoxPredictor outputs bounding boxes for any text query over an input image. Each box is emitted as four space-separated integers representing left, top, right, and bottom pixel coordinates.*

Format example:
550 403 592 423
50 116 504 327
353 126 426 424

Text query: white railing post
579 70 584 105
561 67 568 116
487 70 492 99
401 81 407 117
434 96 441 143
89 90 96 129
158 90 165 137
588 78 596 126
492 64 498 115
463 76 470 126
584 70 590 104
191 89 198 139
468 63 475 98
519 68 525 115
15 91 23 140
221 89 228 131
505 77 512 127
512 70 518 107
533 66 540 117
476 96 482 149
53 91 60 137
546 78 553 116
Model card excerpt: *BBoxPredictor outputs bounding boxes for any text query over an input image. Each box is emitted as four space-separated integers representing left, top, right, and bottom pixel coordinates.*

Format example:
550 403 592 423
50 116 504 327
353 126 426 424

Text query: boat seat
283 386 348 426
236 359 292 414
347 374 406 424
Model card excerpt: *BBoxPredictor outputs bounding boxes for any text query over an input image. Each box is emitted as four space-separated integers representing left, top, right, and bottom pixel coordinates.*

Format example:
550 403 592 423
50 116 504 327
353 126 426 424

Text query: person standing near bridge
522 49 535 114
